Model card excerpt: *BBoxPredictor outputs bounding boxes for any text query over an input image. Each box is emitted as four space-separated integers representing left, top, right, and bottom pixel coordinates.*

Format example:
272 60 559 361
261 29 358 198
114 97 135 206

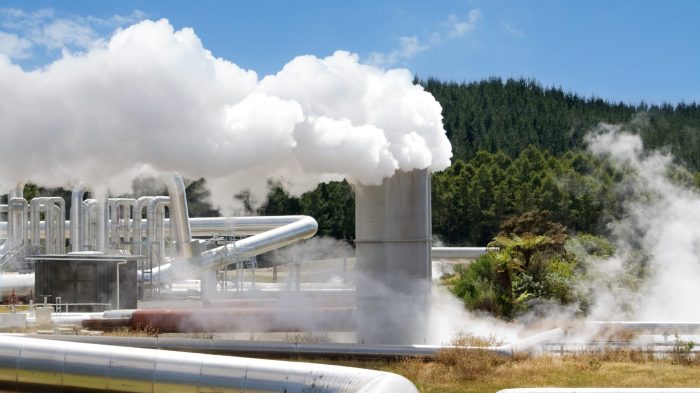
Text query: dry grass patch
331 347 700 393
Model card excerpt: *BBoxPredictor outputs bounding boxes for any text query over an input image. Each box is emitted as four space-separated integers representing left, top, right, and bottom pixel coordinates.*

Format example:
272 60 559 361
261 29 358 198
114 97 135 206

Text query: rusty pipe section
128 307 355 333
0 335 418 393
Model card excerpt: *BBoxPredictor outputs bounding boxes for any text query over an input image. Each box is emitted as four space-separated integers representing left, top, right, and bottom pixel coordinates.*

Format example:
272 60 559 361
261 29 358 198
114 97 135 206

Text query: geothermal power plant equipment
355 169 432 345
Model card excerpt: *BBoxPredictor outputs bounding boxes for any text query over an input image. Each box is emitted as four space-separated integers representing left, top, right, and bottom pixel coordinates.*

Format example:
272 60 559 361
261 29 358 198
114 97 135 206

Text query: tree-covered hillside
422 77 700 170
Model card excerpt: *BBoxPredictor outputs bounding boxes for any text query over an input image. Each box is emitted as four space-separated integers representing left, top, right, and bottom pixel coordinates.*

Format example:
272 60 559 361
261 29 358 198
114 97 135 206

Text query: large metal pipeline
0 335 418 393
431 247 489 259
109 198 135 249
26 328 564 359
161 173 198 258
159 215 319 281
146 197 170 268
497 388 700 393
1 216 323 239
29 197 65 254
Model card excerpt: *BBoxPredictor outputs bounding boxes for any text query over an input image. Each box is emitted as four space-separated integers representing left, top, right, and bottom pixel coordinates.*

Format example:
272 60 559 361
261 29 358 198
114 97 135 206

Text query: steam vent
355 169 432 344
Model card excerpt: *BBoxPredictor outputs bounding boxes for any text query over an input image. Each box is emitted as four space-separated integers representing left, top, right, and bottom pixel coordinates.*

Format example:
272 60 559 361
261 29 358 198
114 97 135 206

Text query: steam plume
0 19 452 211
585 126 700 321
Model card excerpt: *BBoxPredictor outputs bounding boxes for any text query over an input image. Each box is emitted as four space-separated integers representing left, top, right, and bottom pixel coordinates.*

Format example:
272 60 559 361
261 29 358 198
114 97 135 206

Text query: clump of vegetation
448 210 615 319
671 336 699 366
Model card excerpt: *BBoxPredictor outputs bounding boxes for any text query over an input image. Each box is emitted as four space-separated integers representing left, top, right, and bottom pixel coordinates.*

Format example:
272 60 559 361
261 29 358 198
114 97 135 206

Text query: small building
29 254 138 311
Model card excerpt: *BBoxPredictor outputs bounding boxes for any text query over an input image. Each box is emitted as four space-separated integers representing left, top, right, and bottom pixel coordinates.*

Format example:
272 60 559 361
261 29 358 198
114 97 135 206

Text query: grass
318 347 700 393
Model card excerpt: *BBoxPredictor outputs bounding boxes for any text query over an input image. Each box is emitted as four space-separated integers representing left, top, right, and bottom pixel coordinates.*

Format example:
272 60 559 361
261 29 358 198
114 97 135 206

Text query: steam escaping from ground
430 125 700 344
584 125 700 322
0 19 452 211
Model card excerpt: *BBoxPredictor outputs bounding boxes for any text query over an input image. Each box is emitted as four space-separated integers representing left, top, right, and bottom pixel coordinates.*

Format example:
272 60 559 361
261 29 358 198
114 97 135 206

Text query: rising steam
0 19 452 211
584 126 700 321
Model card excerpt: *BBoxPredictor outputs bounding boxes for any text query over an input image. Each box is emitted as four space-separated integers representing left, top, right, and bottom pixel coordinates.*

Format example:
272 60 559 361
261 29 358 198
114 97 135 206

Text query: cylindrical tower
355 169 432 344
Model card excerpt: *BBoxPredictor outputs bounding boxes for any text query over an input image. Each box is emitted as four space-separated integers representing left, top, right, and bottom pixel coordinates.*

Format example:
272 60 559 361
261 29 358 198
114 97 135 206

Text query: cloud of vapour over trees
0 19 452 212
583 126 700 322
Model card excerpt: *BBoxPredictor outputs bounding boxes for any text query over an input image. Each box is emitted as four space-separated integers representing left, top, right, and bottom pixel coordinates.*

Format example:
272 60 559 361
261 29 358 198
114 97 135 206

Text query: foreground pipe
0 335 418 393
498 388 700 393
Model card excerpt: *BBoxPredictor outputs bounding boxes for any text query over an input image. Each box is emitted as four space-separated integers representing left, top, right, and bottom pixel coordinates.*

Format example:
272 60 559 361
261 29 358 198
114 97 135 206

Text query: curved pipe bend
0 335 418 393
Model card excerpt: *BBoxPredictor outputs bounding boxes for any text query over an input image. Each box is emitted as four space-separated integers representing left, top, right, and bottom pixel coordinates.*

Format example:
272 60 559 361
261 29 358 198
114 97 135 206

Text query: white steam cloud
0 19 452 211
585 126 700 322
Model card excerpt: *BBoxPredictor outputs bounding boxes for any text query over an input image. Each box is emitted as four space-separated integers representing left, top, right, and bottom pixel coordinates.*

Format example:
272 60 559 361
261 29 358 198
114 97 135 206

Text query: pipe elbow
299 216 319 238
356 372 419 393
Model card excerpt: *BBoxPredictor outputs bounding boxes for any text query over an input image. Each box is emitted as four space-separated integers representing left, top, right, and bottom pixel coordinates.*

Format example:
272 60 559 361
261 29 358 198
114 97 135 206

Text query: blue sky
0 0 698 105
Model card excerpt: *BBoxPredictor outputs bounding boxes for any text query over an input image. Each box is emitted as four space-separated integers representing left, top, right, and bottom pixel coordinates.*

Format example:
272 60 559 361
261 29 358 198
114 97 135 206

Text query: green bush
449 232 614 319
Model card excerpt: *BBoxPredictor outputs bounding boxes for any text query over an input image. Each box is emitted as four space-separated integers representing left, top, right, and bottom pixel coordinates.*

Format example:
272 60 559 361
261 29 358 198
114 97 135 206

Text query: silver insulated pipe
0 335 418 393
70 183 86 252
161 173 198 258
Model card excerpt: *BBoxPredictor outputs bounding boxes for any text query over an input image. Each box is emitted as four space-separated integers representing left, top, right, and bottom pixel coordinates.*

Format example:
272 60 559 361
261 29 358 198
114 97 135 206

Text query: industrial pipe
109 198 135 248
131 196 155 256
70 183 85 252
0 335 418 393
1 216 324 239
5 197 28 254
588 321 700 335
23 329 565 359
146 197 170 268
431 247 490 259
29 197 65 254
96 192 109 252
82 199 97 250
498 388 700 393
161 173 197 258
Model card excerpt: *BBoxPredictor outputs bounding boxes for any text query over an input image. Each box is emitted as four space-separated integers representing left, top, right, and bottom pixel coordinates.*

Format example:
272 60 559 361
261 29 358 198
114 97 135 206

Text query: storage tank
355 169 431 344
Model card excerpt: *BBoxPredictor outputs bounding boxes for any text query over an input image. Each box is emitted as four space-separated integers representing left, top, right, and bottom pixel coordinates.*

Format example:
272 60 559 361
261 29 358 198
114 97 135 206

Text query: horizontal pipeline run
0 335 418 393
21 328 563 359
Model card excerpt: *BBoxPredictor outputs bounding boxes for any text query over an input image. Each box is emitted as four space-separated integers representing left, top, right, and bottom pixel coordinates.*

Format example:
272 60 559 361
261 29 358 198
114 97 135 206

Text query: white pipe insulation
498 388 700 393
0 335 418 393
24 328 564 358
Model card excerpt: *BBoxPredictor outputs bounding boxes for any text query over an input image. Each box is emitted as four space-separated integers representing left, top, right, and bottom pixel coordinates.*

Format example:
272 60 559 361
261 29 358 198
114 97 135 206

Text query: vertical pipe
109 199 120 248
96 192 109 253
8 182 24 200
29 199 43 250
83 199 97 251
161 173 212 299
147 197 170 282
119 199 134 246
160 173 195 258
5 182 24 252
131 197 154 256
70 184 85 252
7 198 27 252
